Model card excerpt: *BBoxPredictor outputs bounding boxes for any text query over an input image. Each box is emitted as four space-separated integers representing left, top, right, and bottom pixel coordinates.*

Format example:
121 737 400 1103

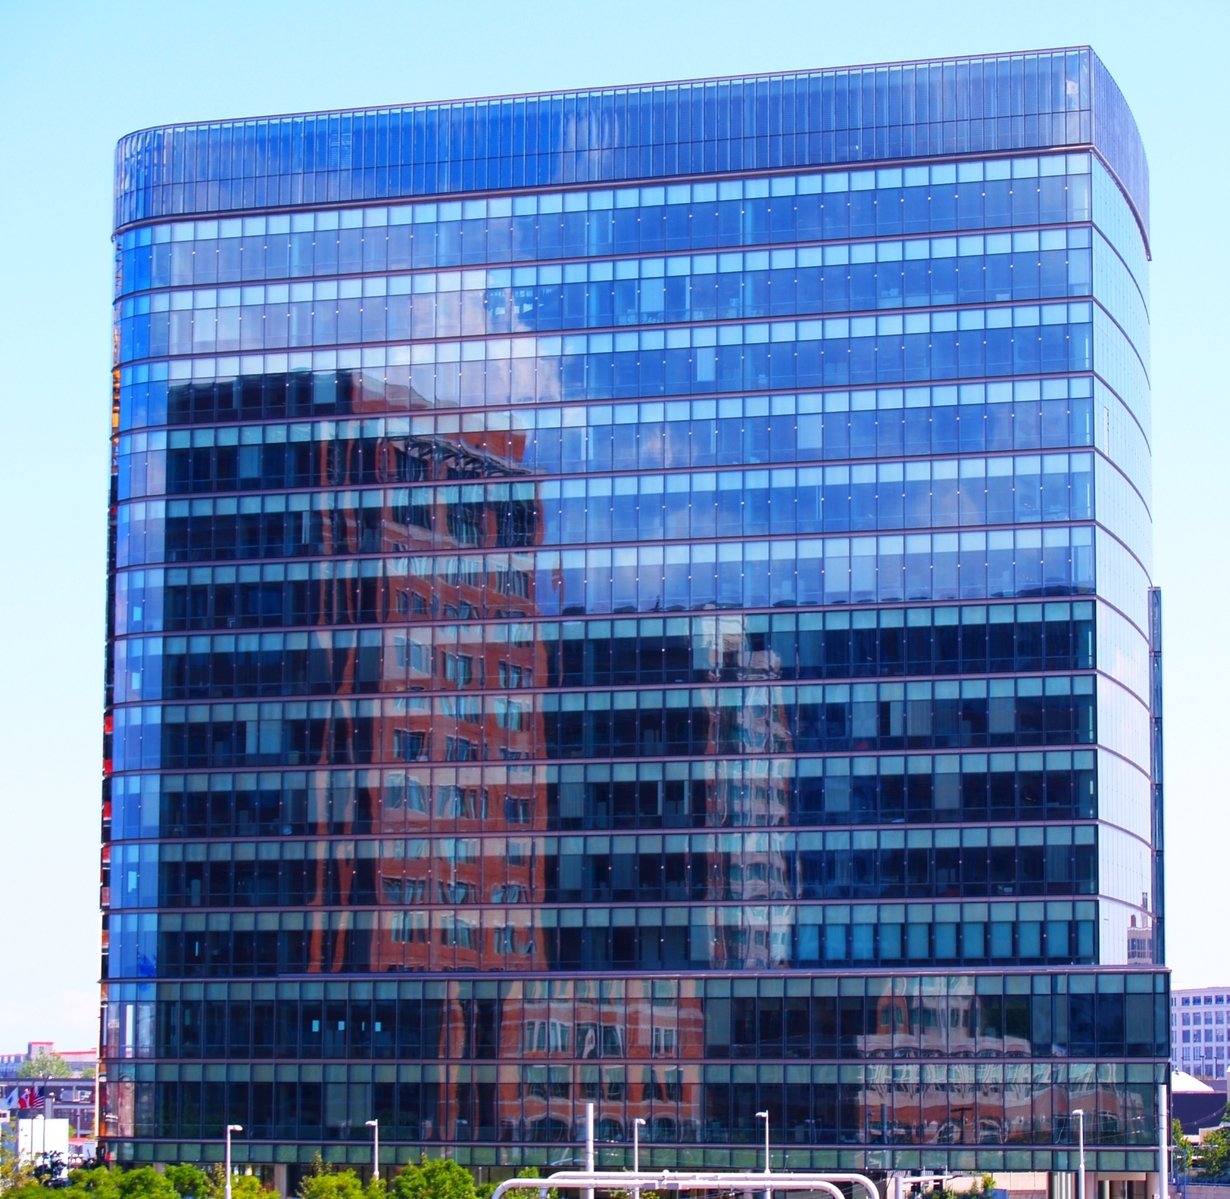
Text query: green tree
477 1167 544 1199
18 1052 73 1079
6 1183 50 1199
63 1166 215 1199
299 1170 366 1199
166 1164 219 1199
207 1164 274 1199
1196 1126 1230 1179
303 1156 330 1181
64 1164 125 1199
1172 1118 1195 1175
117 1166 179 1199
933 1180 996 1199
231 1176 274 1199
389 1158 477 1199
0 1141 35 1192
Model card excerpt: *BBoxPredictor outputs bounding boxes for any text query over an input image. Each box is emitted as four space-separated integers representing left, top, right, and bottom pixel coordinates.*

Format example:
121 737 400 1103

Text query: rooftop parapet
115 47 1147 247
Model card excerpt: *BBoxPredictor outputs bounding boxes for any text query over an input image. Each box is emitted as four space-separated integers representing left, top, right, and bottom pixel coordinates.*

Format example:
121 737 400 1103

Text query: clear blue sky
1 0 1225 1051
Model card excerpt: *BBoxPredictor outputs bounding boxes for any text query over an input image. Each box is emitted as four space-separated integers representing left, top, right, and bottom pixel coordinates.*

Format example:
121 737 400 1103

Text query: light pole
224 1124 243 1199
755 1110 772 1199
366 1119 380 1182
632 1117 647 1199
1073 1109 1086 1199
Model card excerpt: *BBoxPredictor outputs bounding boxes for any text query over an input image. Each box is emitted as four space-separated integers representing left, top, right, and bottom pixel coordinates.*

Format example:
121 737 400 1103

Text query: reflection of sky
115 50 1119 226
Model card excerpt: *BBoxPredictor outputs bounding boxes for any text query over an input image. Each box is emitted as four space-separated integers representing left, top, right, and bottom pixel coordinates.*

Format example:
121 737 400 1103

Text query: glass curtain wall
103 48 1163 1184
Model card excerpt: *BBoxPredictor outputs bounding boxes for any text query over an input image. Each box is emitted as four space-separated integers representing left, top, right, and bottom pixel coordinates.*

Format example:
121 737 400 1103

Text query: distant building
1170 1070 1225 1137
0 1041 98 1162
1 1086 98 1166
0 1041 96 1081
1172 989 1230 1080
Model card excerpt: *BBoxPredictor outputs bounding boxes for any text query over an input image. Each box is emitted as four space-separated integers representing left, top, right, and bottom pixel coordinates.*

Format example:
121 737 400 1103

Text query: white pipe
490 1169 881 1199
584 1104 595 1199
1158 1081 1169 1199
1073 1108 1086 1199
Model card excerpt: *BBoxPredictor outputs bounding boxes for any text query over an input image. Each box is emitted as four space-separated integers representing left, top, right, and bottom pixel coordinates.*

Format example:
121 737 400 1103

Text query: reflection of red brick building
294 371 547 978
851 983 1150 1148
858 984 1018 1145
369 426 546 977
491 978 706 1158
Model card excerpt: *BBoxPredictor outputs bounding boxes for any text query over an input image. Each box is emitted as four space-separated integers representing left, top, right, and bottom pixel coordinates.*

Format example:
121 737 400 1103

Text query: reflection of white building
1172 987 1230 1081
693 616 795 968
1126 910 1154 962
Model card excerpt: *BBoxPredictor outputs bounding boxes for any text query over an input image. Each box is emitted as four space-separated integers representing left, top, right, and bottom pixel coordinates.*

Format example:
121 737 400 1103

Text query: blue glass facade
103 48 1165 1187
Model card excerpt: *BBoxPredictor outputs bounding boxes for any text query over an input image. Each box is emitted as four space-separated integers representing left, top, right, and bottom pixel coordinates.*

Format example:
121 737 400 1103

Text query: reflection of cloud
559 107 621 184
0 988 99 1052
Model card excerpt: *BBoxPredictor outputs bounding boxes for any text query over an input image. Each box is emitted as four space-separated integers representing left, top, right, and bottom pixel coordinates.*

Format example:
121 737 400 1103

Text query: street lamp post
755 1110 771 1199
632 1117 646 1174
224 1124 243 1199
366 1119 380 1183
755 1110 770 1173
1072 1109 1086 1199
631 1117 647 1199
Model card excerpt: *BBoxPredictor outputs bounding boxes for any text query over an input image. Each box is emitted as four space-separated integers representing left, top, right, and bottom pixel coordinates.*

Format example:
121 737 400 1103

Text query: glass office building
103 47 1166 1192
